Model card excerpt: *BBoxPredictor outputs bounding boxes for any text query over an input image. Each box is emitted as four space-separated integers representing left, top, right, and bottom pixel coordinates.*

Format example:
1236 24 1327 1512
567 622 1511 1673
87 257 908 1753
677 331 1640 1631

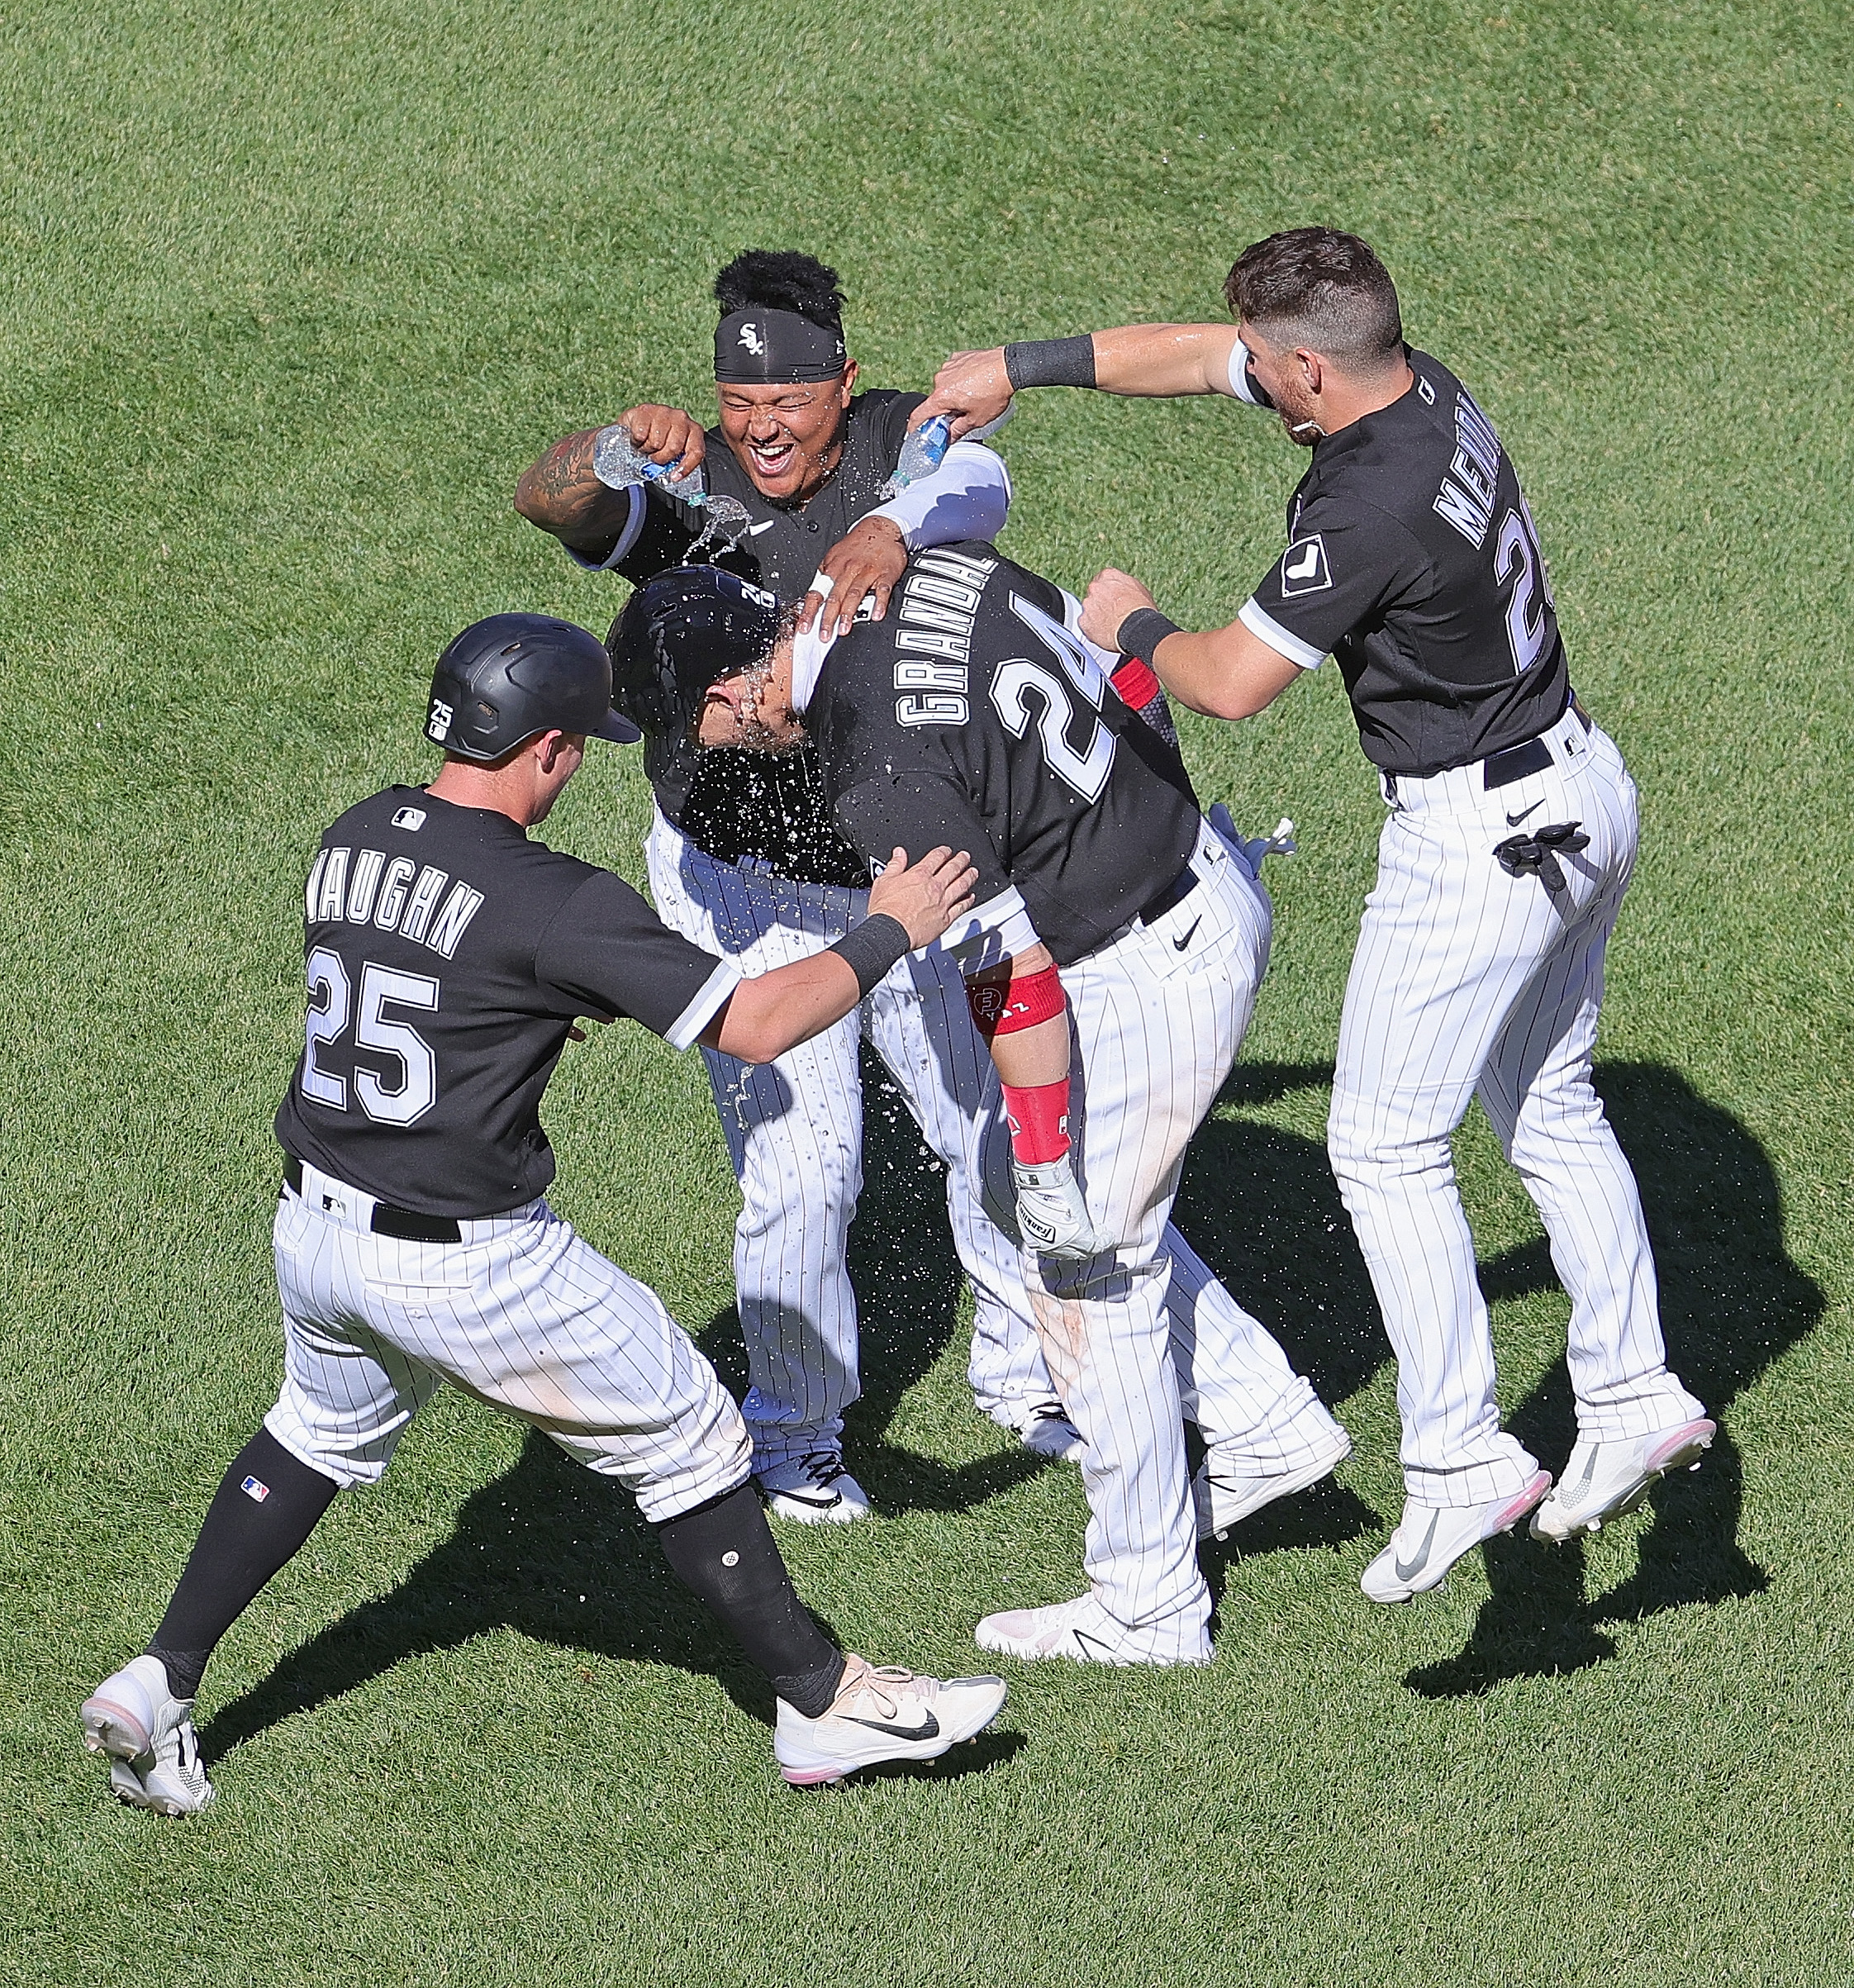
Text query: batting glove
1208 802 1296 877
1012 1153 1108 1261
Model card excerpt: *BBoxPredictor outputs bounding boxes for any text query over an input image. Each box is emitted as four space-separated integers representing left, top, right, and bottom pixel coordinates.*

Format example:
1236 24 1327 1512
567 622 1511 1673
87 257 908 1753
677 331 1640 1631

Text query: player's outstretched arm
1081 567 1305 722
918 326 1244 437
702 847 977 1064
513 406 706 553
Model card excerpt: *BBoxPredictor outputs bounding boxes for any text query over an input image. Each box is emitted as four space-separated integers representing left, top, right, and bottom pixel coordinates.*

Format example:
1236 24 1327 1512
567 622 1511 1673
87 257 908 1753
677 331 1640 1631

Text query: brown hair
1224 228 1403 373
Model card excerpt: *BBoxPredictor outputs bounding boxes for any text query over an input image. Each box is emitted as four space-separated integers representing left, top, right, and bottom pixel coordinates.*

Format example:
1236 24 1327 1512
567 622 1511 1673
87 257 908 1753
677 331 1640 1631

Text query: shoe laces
796 1448 850 1489
832 1653 929 1718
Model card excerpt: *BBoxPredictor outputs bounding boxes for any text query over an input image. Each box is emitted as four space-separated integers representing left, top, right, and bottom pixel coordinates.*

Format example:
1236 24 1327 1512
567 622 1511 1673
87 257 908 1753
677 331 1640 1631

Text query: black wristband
829 911 912 996
1116 606 1181 660
1003 335 1097 390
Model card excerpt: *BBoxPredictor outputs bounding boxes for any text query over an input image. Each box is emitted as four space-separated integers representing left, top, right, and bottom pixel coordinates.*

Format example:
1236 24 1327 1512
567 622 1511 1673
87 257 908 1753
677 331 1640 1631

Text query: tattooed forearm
513 428 629 546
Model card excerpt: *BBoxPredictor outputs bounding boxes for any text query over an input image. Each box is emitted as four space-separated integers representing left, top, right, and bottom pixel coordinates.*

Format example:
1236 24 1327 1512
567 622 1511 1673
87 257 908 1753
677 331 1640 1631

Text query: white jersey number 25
302 949 440 1126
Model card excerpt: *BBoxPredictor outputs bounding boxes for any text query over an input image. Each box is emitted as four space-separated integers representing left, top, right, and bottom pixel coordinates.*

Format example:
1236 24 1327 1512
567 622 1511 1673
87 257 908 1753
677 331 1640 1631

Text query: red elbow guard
966 960 1066 1040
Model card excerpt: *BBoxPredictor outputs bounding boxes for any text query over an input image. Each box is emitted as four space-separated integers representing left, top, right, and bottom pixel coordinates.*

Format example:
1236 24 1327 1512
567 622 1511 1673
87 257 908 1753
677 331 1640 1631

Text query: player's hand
1012 1152 1108 1261
567 1013 616 1044
1080 568 1159 652
915 348 1014 440
801 516 908 636
866 845 978 949
619 403 706 478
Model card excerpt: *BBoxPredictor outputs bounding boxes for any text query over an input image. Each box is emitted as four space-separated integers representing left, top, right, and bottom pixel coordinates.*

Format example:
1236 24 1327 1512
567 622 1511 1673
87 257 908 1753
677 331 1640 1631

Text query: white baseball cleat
80 1655 214 1816
974 1592 1213 1667
1360 1472 1553 1605
774 1655 1006 1786
1002 1398 1086 1463
1530 1419 1716 1543
758 1449 873 1524
1194 1426 1353 1541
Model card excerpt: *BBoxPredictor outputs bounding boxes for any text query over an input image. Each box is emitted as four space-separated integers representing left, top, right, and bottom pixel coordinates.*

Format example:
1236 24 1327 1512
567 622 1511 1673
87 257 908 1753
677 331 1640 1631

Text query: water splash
685 492 751 560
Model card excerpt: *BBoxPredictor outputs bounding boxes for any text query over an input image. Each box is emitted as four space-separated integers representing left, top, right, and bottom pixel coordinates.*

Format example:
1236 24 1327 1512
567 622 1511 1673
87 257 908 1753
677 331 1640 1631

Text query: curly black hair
713 250 846 331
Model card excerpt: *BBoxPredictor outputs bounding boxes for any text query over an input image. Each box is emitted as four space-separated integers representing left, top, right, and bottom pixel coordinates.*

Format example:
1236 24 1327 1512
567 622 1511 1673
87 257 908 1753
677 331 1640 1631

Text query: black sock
145 1428 341 1700
654 1483 846 1717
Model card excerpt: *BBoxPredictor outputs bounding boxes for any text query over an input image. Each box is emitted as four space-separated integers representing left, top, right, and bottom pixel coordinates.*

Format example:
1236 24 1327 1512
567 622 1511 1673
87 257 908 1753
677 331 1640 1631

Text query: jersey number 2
1494 502 1555 674
990 594 1117 801
302 949 440 1126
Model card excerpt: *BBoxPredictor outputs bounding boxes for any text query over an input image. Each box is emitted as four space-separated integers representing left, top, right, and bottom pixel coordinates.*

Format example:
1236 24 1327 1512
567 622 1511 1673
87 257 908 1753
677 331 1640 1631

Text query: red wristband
1110 656 1162 711
1001 1077 1071 1164
966 960 1065 1041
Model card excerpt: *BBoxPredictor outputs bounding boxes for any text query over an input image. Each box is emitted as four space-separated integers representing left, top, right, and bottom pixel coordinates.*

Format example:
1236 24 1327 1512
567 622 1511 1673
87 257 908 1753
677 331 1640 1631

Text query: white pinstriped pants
264 1165 751 1522
1328 711 1704 1509
646 811 1058 1471
982 821 1349 1656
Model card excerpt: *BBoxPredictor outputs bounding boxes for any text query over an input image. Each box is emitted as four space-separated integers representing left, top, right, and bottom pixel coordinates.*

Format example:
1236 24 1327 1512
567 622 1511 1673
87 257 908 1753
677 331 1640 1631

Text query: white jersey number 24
302 949 440 1126
989 593 1118 802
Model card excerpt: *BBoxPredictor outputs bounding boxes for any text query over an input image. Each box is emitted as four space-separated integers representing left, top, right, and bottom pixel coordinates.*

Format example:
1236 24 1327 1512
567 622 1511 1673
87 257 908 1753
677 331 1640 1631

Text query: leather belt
1481 697 1592 792
282 1156 463 1243
1139 863 1199 926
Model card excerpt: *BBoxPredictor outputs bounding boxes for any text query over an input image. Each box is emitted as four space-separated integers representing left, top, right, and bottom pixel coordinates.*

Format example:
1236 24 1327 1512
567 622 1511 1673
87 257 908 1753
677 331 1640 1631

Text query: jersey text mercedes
1238 350 1571 777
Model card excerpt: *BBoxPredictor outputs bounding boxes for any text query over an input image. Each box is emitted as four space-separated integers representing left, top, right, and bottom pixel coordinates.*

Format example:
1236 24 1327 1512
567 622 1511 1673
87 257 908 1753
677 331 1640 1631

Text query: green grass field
4 0 1851 1981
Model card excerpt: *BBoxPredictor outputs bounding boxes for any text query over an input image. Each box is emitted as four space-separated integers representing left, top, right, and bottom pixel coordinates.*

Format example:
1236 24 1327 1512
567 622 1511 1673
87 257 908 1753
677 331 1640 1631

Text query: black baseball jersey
1239 350 1571 778
273 788 738 1217
577 390 925 887
799 543 1202 968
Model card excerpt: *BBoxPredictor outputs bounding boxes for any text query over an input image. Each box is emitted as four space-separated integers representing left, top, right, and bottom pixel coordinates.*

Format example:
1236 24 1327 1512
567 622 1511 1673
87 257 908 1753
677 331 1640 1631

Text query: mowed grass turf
2 0 1851 1981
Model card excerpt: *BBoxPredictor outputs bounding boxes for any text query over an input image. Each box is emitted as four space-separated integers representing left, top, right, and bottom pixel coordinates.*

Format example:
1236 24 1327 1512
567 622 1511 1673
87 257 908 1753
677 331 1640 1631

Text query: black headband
714 307 846 383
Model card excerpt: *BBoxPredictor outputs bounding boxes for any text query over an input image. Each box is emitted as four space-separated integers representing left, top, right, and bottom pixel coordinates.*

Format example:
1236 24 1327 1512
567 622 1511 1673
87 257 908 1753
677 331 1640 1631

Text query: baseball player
618 554 1352 1667
922 228 1714 1601
516 250 1084 1520
78 612 1005 1813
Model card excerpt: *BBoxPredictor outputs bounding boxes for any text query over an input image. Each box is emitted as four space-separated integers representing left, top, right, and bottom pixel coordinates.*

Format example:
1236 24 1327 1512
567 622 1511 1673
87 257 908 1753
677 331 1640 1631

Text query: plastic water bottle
887 415 954 492
592 424 708 505
881 406 1015 497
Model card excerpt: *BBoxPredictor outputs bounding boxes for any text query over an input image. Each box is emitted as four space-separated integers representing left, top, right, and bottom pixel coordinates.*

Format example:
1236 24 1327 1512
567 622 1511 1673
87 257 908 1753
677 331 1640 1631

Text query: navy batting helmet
606 566 782 737
425 613 641 760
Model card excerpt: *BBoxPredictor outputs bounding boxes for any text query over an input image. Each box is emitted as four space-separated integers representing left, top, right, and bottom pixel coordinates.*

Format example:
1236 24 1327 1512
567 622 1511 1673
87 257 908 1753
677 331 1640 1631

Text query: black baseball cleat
774 1657 1006 1786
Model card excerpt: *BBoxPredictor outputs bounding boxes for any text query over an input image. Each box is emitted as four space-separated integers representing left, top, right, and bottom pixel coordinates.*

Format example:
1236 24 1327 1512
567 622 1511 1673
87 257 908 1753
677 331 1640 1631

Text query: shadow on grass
1177 1061 1822 1692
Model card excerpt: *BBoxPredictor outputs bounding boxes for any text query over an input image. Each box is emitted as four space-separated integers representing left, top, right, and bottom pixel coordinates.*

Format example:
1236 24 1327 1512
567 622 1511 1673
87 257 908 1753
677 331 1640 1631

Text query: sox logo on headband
715 307 846 383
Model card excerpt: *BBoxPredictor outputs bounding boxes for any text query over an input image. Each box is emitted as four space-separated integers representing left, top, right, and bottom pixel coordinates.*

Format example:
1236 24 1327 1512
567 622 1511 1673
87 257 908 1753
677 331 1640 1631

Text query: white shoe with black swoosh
80 1655 215 1815
974 1592 1213 1667
758 1449 872 1525
774 1656 1006 1786
1360 1472 1552 1605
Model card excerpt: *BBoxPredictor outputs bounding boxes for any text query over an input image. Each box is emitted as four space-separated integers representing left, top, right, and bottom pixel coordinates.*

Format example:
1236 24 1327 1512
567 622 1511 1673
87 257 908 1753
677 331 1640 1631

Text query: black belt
282 1157 463 1243
1139 863 1199 925
1481 697 1592 792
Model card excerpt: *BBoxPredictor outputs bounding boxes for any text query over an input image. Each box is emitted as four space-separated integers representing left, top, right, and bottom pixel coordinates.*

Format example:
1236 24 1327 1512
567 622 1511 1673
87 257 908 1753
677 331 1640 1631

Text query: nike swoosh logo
744 519 777 536
1506 799 1544 826
1393 1509 1440 1583
773 1488 842 1508
1172 917 1201 953
845 1712 939 1742
1072 1629 1118 1662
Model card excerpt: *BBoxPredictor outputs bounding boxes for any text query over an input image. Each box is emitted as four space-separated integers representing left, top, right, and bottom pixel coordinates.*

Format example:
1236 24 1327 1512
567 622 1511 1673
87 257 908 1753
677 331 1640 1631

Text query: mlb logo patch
1279 534 1332 597
240 1476 271 1504
391 806 427 831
